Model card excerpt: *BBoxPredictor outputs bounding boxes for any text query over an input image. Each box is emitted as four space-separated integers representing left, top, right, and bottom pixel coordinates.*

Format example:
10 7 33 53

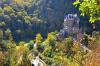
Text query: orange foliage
55 42 67 52
73 42 81 50
84 45 100 66
0 51 6 65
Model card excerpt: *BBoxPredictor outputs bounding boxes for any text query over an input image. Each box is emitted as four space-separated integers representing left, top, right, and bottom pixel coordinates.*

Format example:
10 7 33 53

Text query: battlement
64 14 78 21
64 14 80 28
56 14 82 41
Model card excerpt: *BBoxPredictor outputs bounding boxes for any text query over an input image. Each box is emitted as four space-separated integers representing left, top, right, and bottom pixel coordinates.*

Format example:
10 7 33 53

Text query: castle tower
56 14 82 41
64 14 80 34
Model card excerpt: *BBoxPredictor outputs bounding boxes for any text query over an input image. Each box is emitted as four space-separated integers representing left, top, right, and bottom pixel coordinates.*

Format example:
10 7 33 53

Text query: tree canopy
73 0 100 23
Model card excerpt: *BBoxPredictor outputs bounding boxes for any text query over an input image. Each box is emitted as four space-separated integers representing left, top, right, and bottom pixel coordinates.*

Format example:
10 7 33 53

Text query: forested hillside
0 0 99 42
0 0 70 42
0 0 100 66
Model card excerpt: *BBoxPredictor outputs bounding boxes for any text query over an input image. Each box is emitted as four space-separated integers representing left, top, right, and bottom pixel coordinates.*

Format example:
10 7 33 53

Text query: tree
43 33 56 48
0 51 6 66
73 0 100 23
0 30 3 40
3 6 14 14
35 33 42 45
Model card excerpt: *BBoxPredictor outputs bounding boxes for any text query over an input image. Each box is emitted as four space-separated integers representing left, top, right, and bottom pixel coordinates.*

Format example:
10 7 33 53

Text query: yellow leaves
43 33 55 46
27 53 34 61
24 16 31 24
56 42 67 52
16 46 19 50
14 0 24 4
74 51 82 60
72 42 81 51
54 55 68 66
45 46 51 51
3 6 13 13
35 33 42 45
54 55 63 61
15 46 25 55
54 55 80 66
47 33 54 41
17 12 25 17
14 0 33 5
19 41 25 46
70 62 79 66
15 42 29 56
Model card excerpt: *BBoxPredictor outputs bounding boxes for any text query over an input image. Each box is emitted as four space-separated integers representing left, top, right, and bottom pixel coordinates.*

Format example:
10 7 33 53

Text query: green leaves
74 0 100 23
73 0 80 7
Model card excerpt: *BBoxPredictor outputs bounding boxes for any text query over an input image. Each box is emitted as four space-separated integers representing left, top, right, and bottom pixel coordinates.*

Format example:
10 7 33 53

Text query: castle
56 14 83 41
